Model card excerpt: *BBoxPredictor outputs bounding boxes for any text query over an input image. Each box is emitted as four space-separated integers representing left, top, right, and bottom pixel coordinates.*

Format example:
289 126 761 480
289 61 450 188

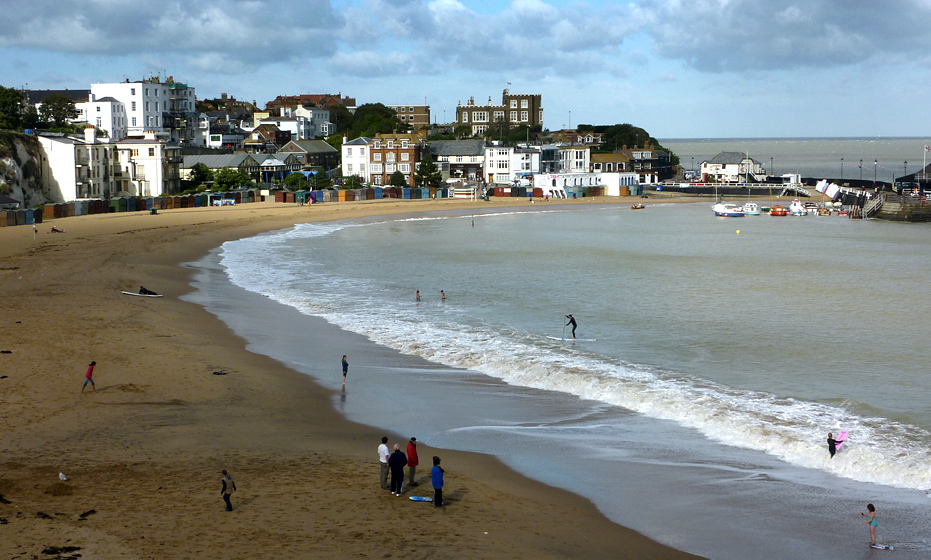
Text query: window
462 112 468 123
399 163 410 173
145 102 149 112
96 106 101 112
510 111 517 121
497 160 508 169
374 175 382 185
401 152 409 161
455 156 463 163
400 107 406 112
386 140 394 148
131 88 136 95
386 164 396 173
510 100 517 108
387 153 396 162
347 148 352 156
359 148 365 156
131 101 136 111
371 163 382 173
521 100 528 108
409 107 414 112
374 153 381 161
148 148 155 157
359 164 365 173
539 110 543 122
96 117 101 127
145 88 149 96
131 149 139 157
373 141 380 148
496 173 509 182
155 89 159 97
347 164 353 173
493 111 504 121
473 111 488 122
401 140 408 148
521 111 528 122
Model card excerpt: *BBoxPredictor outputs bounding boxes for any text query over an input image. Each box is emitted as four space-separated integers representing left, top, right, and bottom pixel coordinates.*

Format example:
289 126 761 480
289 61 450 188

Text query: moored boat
788 199 808 216
769 205 788 216
743 202 761 215
712 202 746 217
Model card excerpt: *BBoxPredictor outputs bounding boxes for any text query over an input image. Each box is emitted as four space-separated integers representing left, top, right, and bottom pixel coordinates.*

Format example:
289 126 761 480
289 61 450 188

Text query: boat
769 205 788 216
743 202 761 215
712 202 746 217
788 199 808 216
631 203 645 210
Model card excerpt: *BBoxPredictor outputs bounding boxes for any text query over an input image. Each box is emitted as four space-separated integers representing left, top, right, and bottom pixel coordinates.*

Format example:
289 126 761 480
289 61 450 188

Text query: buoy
736 230 740 235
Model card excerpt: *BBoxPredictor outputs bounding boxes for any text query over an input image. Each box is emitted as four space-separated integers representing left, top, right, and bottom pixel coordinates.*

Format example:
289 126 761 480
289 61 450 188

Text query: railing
863 193 885 218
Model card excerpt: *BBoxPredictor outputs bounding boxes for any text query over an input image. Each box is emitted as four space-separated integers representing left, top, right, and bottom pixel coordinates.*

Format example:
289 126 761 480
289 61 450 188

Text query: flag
925 145 930 152
507 82 511 85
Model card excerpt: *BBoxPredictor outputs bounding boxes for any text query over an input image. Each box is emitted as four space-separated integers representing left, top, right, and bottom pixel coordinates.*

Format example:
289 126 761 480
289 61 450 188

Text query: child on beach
860 503 877 544
81 361 96 393
342 355 348 386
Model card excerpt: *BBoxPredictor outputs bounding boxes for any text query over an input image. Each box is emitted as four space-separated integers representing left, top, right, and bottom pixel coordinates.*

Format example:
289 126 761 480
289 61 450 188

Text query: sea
661 137 931 181
184 140 931 560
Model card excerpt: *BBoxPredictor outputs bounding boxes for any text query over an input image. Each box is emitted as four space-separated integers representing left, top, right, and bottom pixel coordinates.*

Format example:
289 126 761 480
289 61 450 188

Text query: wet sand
0 197 704 559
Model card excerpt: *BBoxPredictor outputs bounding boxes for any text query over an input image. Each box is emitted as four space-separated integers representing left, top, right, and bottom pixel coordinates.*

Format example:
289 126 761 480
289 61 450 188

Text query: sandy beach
0 196 704 560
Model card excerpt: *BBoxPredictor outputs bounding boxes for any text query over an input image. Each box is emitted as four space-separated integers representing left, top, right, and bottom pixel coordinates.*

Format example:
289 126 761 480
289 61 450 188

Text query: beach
0 197 703 560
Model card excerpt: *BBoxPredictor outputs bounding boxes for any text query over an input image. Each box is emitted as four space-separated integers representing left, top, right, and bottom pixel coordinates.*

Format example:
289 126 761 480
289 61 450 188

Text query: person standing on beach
861 503 878 544
378 437 390 489
81 361 97 394
341 355 348 386
407 437 419 486
432 456 444 508
220 469 236 511
565 314 577 340
388 444 407 496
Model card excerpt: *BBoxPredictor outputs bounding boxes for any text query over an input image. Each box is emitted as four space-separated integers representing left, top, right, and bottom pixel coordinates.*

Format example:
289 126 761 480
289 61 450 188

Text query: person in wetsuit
827 432 841 458
565 314 577 339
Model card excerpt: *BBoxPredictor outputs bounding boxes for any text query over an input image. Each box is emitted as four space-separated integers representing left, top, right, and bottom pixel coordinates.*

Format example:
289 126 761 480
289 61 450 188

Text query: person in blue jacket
431 456 445 508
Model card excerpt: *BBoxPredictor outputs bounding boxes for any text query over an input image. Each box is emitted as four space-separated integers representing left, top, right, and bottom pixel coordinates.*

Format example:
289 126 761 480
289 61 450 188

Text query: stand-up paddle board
870 543 894 550
409 496 433 502
835 430 848 450
547 336 596 341
122 291 163 298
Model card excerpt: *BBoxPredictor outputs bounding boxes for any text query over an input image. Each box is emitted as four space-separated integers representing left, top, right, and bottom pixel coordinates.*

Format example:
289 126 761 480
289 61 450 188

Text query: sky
1 0 930 138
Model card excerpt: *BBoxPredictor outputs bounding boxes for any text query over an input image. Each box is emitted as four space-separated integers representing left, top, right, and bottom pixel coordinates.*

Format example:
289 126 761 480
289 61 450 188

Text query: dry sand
0 196 704 560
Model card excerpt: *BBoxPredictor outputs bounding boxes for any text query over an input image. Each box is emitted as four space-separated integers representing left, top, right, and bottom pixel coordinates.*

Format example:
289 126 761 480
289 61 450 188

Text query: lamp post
904 161 908 182
840 157 844 181
859 159 863 181
874 159 877 188
771 157 774 177
691 157 694 173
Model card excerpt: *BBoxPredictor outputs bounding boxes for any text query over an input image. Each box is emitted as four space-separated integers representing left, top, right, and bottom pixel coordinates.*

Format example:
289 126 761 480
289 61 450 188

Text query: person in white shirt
378 436 390 489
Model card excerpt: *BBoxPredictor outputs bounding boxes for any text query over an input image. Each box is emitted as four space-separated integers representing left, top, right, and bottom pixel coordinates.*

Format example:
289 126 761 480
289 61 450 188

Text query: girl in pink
82 361 97 393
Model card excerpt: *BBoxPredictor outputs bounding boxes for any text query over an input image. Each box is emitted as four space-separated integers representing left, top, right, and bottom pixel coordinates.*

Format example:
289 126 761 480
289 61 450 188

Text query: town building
89 77 196 144
590 152 629 173
341 136 374 183
207 122 248 150
116 131 182 196
76 96 127 141
558 145 591 174
620 144 675 184
699 151 764 183
388 104 431 128
265 93 356 114
243 124 292 153
428 140 486 181
484 144 541 184
278 140 340 170
25 89 91 110
37 126 119 201
180 154 260 181
288 105 335 138
455 89 543 136
550 130 603 146
367 133 426 187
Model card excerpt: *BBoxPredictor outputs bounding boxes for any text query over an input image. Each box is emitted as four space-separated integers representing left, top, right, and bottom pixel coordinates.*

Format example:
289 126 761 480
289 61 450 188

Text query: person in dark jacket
565 314 577 339
406 437 419 486
431 456 444 508
220 469 236 511
388 444 408 496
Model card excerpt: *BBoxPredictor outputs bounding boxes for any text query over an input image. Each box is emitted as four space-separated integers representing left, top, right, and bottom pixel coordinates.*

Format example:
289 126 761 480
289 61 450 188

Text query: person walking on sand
81 361 97 394
378 437 390 489
861 503 878 544
565 314 577 340
388 444 407 496
407 437 420 486
341 355 348 386
221 469 236 511
432 456 445 508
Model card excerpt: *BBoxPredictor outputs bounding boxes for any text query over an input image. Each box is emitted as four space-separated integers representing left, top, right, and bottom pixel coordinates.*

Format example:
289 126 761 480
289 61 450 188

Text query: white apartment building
90 78 197 143
76 97 127 141
116 131 182 197
288 106 335 138
37 127 121 201
341 136 373 183
256 116 313 141
484 145 541 184
558 145 591 173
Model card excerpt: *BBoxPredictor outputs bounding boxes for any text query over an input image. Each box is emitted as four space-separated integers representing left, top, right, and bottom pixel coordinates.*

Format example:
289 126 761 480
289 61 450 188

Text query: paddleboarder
827 432 840 458
565 314 577 340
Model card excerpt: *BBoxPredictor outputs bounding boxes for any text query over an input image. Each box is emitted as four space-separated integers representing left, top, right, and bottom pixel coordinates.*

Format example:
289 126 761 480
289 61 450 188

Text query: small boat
817 207 831 216
631 203 645 210
769 205 788 216
712 202 746 217
743 202 761 215
788 199 808 216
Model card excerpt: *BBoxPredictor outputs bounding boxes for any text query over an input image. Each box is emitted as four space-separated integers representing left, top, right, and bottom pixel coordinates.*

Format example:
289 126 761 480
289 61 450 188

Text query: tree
38 93 78 128
330 105 353 133
310 172 333 190
190 163 213 185
413 152 442 189
0 85 24 129
283 171 308 190
349 103 409 139
214 167 251 189
389 170 408 187
343 174 364 189
454 124 471 139
22 106 39 129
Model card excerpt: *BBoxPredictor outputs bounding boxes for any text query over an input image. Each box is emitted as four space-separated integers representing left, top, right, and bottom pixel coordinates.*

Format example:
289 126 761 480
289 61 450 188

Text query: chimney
342 134 348 144
84 124 96 144
144 130 156 140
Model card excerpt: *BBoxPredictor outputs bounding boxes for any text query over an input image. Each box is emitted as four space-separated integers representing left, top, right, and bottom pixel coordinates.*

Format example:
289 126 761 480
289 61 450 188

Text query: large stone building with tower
455 89 543 136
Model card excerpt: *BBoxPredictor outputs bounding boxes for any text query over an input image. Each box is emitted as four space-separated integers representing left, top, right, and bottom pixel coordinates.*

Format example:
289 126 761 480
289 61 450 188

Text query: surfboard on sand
122 291 163 298
547 336 596 341
870 543 894 550
835 430 848 450
409 496 433 502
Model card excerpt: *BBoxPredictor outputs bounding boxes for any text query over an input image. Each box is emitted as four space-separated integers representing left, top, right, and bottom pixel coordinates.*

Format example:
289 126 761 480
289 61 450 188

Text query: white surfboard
870 544 894 550
122 291 163 298
547 336 596 341
409 496 433 502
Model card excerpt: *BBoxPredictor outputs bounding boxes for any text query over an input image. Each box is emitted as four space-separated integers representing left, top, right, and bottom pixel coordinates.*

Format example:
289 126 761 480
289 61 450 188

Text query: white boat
712 202 746 217
788 199 808 216
743 202 760 215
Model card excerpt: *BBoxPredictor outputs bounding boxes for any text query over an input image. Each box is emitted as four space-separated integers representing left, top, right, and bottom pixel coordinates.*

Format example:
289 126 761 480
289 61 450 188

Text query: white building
76 97 127 141
37 126 121 201
90 78 196 144
484 145 541 184
256 116 313 141
700 152 765 183
289 105 335 138
599 172 640 196
341 136 373 183
533 172 604 198
116 131 182 197
558 145 591 173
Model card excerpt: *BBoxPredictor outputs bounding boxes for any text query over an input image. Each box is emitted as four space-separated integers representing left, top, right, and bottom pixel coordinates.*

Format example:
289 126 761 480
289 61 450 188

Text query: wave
220 222 931 494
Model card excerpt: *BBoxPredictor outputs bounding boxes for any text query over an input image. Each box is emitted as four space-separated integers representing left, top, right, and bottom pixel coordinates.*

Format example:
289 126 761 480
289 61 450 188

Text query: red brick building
368 133 426 187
